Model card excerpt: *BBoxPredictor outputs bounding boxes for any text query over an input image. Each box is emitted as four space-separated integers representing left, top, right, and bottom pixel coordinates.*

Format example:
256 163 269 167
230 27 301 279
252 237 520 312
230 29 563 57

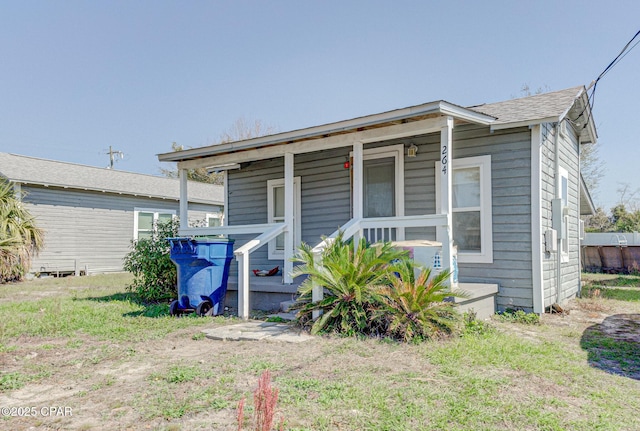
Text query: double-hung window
134 209 175 240
267 177 301 259
438 155 493 263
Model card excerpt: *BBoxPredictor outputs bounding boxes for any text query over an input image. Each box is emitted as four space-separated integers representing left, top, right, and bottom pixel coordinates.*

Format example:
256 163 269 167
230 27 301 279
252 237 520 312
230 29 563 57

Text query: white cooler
391 240 458 287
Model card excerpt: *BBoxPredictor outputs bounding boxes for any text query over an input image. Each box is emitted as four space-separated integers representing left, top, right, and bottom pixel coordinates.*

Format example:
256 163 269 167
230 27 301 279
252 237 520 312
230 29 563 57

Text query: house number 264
441 146 448 174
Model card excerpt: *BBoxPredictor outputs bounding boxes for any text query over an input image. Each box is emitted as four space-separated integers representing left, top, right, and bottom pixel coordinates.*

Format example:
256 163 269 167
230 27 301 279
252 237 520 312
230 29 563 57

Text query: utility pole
106 146 124 169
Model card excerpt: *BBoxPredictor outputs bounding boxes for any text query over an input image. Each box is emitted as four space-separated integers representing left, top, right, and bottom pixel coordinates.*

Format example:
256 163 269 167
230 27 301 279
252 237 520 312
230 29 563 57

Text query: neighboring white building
0 153 224 275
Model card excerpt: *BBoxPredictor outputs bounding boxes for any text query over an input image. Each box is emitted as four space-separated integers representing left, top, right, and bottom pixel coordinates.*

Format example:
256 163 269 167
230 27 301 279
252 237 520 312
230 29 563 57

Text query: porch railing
177 214 451 320
310 214 451 318
178 223 287 320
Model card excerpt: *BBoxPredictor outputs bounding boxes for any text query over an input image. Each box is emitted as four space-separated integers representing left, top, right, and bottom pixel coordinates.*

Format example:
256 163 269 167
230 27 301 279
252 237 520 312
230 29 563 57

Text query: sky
1 0 638 211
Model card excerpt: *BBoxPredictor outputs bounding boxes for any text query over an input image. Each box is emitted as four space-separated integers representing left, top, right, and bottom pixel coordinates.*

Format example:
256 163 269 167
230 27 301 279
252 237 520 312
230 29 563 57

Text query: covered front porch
165 108 499 319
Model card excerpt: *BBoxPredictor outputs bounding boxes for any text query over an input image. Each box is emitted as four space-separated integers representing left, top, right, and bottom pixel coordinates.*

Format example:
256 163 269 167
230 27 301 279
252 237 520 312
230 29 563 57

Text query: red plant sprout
237 397 246 431
253 370 279 431
236 370 283 431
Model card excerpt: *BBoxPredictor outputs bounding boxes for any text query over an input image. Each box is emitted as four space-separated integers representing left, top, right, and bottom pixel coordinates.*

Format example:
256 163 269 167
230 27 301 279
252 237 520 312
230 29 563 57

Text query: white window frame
559 166 569 263
351 144 405 220
133 208 176 240
206 212 224 227
267 177 301 260
436 155 493 264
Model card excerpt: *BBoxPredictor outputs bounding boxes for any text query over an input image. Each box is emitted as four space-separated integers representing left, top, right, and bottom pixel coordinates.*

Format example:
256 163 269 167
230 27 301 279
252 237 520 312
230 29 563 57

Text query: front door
363 157 396 218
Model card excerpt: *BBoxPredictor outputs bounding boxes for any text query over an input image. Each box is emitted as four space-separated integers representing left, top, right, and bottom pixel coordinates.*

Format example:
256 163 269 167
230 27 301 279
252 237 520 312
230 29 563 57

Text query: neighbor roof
0 153 223 205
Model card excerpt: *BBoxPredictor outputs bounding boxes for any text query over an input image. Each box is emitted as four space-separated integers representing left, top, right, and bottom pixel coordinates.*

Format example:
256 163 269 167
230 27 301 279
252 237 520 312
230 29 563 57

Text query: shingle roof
0 153 223 205
468 86 585 125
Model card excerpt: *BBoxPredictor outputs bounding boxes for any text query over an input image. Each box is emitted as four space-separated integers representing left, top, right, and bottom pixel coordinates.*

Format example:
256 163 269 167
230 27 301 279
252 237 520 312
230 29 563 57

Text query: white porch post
179 168 189 230
439 117 455 287
238 253 250 319
283 152 294 284
352 141 364 242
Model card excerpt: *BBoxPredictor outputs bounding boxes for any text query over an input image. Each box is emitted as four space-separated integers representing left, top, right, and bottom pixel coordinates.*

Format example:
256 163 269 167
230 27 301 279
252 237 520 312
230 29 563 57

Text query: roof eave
489 117 558 131
158 101 495 163
9 179 222 206
439 101 496 125
580 173 596 216
563 88 597 145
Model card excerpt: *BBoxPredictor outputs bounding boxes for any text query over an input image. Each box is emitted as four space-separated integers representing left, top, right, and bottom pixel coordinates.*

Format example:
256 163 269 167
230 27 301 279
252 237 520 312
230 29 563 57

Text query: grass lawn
0 272 639 430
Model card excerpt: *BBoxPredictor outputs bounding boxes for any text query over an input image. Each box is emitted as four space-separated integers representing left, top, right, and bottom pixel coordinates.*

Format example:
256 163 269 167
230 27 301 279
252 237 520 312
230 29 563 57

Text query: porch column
352 141 364 242
283 152 294 284
179 168 189 230
439 117 455 287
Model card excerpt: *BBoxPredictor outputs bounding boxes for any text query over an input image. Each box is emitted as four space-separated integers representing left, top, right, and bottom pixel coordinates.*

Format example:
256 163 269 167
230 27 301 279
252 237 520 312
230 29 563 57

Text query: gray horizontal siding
449 125 534 311
23 185 221 274
226 148 351 274
225 124 540 309
540 121 581 308
297 148 352 243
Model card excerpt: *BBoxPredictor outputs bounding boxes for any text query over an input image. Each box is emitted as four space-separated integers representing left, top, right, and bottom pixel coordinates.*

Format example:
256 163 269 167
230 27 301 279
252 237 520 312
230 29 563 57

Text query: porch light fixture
407 143 418 158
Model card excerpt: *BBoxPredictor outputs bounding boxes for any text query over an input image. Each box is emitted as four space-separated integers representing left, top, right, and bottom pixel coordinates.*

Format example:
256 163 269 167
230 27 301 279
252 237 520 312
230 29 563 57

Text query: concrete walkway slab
201 320 313 343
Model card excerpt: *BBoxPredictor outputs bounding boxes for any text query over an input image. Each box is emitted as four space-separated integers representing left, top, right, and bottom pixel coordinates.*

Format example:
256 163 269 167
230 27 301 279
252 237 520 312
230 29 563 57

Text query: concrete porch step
453 283 499 320
280 299 296 312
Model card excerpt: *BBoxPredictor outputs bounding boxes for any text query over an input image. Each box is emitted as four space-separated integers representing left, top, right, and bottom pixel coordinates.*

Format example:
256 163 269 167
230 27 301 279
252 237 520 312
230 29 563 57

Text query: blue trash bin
167 237 235 316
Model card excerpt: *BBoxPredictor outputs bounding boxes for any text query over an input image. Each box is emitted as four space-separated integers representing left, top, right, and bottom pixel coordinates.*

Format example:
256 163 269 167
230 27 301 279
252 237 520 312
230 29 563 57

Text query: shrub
462 310 493 336
122 218 179 302
496 309 540 325
378 259 462 342
291 231 408 336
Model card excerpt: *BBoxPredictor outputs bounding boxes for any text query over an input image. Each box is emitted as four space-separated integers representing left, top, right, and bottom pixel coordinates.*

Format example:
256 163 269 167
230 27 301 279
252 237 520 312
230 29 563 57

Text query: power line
588 29 640 111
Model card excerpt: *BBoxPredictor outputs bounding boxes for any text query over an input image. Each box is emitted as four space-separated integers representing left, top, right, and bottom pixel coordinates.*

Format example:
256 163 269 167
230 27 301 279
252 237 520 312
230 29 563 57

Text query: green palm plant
378 259 463 342
291 231 408 336
0 178 45 282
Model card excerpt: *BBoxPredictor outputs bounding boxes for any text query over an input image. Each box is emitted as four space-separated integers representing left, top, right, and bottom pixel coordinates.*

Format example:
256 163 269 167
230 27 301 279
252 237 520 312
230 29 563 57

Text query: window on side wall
206 212 223 227
134 209 175 240
267 177 301 260
437 155 493 264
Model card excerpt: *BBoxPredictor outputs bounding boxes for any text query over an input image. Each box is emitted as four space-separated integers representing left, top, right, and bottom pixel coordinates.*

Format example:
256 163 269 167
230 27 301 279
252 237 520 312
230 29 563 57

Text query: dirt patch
1 293 640 430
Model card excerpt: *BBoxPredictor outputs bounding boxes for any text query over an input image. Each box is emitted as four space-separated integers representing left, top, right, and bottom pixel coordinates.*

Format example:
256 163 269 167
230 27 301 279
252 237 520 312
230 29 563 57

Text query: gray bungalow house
159 86 596 318
0 153 224 275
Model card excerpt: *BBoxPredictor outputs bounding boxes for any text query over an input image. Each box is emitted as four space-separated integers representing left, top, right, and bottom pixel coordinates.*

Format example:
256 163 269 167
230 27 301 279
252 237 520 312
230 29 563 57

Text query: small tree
584 207 613 232
0 179 44 283
611 204 640 233
122 218 179 302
